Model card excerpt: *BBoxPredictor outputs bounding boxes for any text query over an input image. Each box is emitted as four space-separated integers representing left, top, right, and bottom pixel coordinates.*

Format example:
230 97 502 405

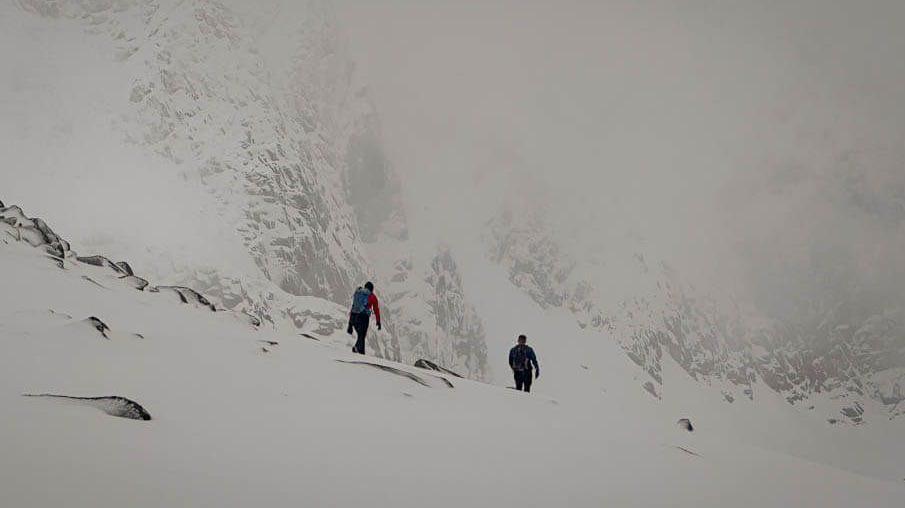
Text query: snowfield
1 207 903 507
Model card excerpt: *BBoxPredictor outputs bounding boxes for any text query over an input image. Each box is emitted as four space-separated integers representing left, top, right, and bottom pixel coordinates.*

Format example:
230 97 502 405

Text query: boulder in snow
84 316 111 339
151 286 216 311
120 275 149 291
23 394 151 421
77 255 130 275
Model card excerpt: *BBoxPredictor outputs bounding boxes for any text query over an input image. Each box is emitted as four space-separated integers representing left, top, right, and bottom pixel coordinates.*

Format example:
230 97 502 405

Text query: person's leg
523 371 533 393
514 370 524 391
353 314 369 354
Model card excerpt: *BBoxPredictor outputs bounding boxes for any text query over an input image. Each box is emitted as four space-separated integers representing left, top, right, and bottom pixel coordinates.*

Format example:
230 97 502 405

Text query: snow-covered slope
1 0 489 379
485 198 905 425
3 203 904 507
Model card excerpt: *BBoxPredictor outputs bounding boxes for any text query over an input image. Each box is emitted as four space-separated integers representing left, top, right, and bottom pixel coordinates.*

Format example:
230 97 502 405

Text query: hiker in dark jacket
509 334 539 392
347 281 382 355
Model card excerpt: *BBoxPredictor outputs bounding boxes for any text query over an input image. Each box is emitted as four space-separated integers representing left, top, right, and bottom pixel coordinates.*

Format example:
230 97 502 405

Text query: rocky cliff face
13 0 488 378
486 202 905 423
369 242 489 381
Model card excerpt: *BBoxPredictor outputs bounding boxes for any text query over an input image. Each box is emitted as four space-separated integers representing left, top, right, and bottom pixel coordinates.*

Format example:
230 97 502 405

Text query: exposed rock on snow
83 316 111 339
239 311 262 327
23 394 151 421
114 261 134 276
414 359 463 378
674 446 702 458
1 205 70 258
336 360 453 389
77 255 131 275
81 275 108 289
841 403 865 425
677 418 694 432
151 286 216 311
120 275 150 291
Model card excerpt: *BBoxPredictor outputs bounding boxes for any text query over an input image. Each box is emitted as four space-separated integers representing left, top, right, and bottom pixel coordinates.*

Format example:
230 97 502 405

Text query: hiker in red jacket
347 281 381 355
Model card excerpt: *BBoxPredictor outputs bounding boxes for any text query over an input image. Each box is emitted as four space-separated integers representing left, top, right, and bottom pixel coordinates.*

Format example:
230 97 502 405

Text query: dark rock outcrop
114 261 134 276
151 286 216 311
120 275 149 291
84 316 110 339
677 418 694 432
1 205 71 257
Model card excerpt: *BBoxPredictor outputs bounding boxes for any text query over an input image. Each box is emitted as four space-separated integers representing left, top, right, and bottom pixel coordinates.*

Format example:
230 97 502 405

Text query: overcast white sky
333 0 905 307
2 0 902 318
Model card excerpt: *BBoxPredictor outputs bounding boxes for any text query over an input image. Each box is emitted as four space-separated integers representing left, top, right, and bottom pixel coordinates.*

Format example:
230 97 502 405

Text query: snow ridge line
0 200 258 326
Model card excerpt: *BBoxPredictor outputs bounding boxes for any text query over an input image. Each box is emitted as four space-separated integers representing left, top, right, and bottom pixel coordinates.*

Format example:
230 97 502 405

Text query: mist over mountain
2 1 904 505
1 0 489 378
334 0 905 421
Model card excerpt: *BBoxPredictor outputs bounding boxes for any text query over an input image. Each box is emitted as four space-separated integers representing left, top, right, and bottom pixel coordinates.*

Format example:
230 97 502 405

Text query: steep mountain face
17 0 368 300
485 202 905 424
376 245 489 380
9 0 487 378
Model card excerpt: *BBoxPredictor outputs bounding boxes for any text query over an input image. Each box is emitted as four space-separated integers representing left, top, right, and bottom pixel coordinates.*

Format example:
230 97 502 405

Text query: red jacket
367 293 381 325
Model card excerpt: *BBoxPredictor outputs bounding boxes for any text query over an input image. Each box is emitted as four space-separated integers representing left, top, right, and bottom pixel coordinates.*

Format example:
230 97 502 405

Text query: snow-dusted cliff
5 0 489 378
486 200 905 424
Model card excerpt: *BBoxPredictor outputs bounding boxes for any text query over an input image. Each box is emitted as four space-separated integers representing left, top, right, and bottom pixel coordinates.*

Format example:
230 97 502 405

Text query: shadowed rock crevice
22 394 152 421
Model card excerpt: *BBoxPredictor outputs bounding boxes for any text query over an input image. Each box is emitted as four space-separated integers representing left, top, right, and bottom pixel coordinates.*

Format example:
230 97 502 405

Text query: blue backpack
351 287 371 315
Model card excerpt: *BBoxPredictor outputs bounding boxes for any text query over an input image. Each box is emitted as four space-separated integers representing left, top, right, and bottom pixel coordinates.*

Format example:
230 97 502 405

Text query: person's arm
346 312 354 335
529 348 539 377
508 348 515 369
368 293 382 329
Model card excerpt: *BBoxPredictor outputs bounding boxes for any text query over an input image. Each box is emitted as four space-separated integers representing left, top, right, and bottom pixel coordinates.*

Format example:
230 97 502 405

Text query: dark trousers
351 312 369 354
514 369 533 392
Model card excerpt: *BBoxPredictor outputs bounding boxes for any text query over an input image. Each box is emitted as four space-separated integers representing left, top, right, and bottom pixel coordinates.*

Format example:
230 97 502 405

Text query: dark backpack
350 287 371 315
511 345 530 371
